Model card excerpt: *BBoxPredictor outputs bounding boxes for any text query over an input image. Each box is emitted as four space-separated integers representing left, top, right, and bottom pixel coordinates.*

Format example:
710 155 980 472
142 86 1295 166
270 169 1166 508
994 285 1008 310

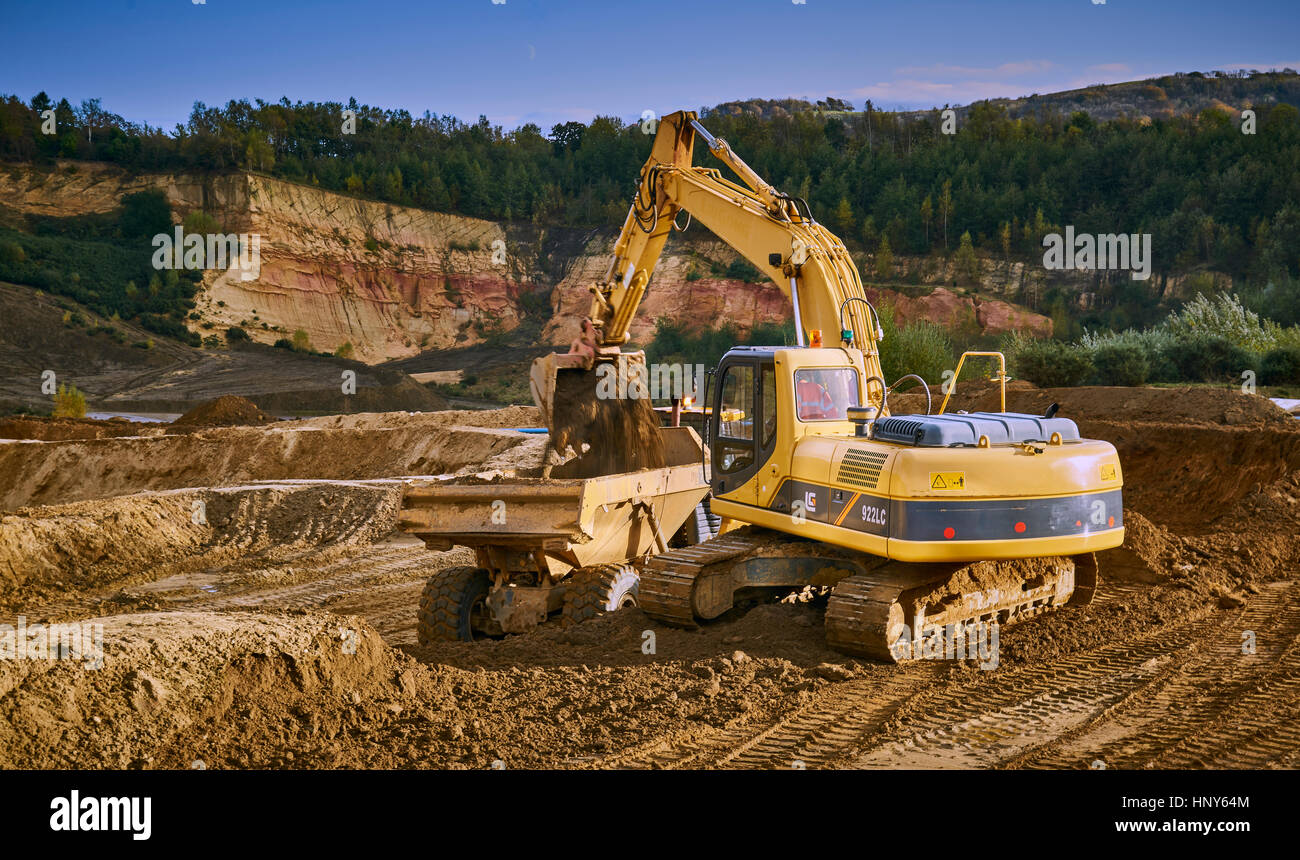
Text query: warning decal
1100 463 1118 482
929 471 966 490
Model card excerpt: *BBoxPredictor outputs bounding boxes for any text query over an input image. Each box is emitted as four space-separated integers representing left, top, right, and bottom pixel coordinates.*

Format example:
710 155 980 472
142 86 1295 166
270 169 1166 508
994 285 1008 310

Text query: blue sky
2 0 1297 131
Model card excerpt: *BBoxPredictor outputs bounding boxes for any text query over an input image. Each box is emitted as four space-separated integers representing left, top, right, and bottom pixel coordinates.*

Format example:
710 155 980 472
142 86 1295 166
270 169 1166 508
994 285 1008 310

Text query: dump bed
398 426 709 570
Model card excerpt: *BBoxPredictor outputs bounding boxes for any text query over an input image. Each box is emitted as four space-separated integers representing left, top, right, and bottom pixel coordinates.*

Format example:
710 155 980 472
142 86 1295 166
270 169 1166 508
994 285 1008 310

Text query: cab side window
716 364 754 474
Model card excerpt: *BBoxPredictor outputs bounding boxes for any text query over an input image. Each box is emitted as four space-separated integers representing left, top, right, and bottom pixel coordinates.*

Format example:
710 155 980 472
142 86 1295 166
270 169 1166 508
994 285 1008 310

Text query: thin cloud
893 60 1056 79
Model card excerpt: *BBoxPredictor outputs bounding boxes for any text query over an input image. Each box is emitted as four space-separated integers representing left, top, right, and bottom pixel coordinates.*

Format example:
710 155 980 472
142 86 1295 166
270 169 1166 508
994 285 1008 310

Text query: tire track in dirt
166 542 462 637
598 583 1221 771
844 609 1228 769
1018 581 1300 769
601 668 938 770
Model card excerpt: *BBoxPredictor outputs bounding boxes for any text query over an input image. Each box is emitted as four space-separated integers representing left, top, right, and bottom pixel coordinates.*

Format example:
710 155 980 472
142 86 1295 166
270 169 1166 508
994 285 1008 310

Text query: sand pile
173 395 272 427
0 482 404 608
0 611 436 769
0 418 539 511
0 416 161 442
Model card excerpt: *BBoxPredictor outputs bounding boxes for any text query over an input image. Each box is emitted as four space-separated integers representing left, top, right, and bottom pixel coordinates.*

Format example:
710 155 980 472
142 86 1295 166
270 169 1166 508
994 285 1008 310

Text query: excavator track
826 554 1098 661
639 535 757 627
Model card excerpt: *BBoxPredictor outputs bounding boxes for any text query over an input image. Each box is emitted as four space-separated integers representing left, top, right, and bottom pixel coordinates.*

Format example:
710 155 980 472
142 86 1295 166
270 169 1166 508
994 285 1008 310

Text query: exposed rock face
0 161 227 218
0 164 541 363
198 175 540 362
542 237 790 346
1 162 1066 361
865 286 1053 338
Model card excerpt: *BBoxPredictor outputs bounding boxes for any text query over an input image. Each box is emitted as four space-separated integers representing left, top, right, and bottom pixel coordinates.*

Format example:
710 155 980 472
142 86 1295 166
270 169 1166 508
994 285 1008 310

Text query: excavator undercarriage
639 526 1097 661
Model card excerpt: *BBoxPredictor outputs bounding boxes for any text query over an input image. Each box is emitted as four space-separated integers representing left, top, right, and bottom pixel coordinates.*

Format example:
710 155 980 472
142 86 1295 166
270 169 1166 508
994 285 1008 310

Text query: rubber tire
562 564 640 628
417 566 491 644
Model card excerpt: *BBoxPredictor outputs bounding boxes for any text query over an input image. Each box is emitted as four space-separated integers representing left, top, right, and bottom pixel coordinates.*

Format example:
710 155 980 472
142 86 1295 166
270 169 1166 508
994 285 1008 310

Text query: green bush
119 190 173 239
225 325 250 342
877 304 953 385
1092 343 1150 386
1160 292 1282 353
1012 339 1093 387
1260 345 1300 385
1163 334 1255 382
273 338 294 350
0 240 25 263
724 258 762 281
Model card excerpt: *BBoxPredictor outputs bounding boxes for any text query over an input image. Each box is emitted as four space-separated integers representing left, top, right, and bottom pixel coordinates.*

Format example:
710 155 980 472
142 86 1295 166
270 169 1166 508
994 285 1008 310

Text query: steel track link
639 535 755 627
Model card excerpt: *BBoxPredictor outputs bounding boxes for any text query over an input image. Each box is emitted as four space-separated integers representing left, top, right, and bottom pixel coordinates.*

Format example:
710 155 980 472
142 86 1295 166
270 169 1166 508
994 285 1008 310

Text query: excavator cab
707 346 879 502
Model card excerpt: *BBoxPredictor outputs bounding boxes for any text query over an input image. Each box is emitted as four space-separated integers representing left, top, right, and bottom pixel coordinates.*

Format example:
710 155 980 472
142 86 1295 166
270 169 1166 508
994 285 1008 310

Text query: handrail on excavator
937 351 1009 415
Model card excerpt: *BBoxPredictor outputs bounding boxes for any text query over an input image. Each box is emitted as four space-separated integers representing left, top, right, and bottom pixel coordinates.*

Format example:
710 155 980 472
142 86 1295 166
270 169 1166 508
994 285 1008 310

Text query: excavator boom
531 111 886 452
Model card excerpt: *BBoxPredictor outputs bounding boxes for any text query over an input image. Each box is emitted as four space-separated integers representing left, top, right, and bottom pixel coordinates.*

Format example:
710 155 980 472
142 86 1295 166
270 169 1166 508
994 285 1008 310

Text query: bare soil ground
3 392 1300 770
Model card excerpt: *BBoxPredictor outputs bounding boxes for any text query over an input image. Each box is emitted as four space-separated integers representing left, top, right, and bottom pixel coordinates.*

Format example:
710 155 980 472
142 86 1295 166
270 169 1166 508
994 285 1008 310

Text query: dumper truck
400 426 709 641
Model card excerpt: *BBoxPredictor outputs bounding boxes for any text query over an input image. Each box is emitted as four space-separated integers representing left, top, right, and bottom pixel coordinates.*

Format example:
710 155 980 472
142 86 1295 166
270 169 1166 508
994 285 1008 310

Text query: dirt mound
0 415 163 442
0 482 403 607
173 395 272 427
889 378 1037 416
1093 422 1300 531
284 405 542 432
891 382 1293 427
0 611 436 768
0 421 538 511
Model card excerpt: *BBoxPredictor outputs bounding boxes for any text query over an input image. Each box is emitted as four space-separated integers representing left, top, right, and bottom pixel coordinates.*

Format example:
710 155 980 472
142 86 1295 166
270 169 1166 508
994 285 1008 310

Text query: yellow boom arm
585 111 883 373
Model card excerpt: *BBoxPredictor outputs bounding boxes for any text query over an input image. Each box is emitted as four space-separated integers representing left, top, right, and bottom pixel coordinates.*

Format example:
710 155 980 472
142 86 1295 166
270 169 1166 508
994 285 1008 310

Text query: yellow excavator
531 111 1125 661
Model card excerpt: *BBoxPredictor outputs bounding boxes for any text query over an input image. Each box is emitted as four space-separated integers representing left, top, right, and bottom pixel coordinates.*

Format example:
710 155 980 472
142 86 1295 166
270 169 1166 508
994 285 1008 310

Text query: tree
939 180 953 250
292 328 312 352
833 197 855 234
955 231 980 283
920 195 933 249
874 235 894 279
53 383 86 418
999 221 1012 260
245 136 274 172
549 121 585 153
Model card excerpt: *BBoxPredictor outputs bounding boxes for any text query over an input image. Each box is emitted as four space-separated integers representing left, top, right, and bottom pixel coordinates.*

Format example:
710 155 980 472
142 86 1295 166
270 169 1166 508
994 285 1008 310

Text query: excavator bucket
528 351 590 444
529 350 666 475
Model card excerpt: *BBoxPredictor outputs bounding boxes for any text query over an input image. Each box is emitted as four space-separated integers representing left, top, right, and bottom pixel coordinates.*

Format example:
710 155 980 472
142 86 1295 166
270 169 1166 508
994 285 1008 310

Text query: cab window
716 364 754 473
794 368 859 421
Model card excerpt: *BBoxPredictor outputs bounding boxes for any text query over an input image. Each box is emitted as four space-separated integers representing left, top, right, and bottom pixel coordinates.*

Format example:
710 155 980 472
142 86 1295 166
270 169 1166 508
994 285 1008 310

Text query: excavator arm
532 111 886 441
585 111 882 356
